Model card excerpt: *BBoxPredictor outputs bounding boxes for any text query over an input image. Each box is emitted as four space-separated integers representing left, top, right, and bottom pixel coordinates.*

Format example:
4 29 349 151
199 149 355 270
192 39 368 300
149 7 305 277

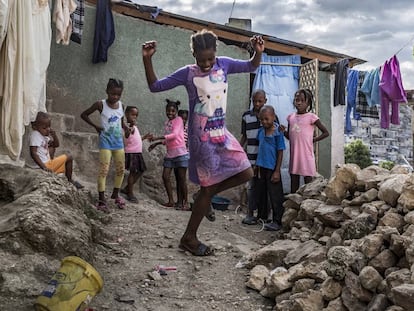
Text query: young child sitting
29 112 83 189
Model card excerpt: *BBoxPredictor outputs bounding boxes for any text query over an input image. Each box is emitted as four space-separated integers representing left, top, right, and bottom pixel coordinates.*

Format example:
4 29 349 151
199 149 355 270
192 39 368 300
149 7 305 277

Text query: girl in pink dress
281 89 329 193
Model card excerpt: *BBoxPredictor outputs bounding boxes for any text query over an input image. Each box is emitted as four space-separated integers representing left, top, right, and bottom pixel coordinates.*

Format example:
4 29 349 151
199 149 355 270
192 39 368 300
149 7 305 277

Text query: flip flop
96 200 110 213
71 180 84 189
162 202 175 208
114 197 126 209
179 243 214 256
126 195 138 203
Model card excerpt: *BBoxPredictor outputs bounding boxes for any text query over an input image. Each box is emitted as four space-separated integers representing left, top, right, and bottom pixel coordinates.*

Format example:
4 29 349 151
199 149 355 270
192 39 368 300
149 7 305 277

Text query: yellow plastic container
34 256 103 311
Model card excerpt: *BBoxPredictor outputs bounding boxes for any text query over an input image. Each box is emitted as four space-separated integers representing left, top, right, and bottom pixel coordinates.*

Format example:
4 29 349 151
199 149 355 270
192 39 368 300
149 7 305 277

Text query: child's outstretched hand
250 35 265 53
279 124 287 133
148 144 156 152
142 41 157 58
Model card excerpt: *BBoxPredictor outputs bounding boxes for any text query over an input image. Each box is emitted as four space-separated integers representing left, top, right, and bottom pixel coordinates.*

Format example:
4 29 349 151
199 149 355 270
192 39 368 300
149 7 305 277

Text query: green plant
379 160 395 170
344 140 372 169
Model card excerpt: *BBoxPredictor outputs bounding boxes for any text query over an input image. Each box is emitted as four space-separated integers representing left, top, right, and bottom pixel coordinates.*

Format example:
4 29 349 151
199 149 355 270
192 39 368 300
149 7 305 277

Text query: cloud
149 0 414 88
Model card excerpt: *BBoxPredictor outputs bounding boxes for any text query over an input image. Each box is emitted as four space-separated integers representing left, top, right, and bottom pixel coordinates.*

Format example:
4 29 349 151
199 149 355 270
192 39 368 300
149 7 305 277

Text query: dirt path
89 192 278 311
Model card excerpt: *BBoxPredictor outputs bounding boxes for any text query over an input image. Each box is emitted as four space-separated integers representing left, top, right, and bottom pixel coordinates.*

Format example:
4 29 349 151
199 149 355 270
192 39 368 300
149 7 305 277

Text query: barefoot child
29 112 83 189
142 29 264 256
175 109 189 210
149 99 189 209
80 78 129 212
280 89 329 193
121 105 152 203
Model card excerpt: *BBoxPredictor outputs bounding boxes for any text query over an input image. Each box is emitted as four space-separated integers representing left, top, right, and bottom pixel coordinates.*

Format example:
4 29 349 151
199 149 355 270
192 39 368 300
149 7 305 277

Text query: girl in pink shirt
281 89 329 193
149 99 189 208
122 106 151 203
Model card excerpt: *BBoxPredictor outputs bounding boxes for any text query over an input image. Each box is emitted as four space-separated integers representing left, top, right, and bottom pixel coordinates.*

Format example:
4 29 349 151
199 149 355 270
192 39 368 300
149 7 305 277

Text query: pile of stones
243 164 414 311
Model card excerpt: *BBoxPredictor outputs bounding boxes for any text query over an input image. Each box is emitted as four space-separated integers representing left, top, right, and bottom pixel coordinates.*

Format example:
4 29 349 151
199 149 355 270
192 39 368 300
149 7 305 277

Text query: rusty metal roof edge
110 1 367 65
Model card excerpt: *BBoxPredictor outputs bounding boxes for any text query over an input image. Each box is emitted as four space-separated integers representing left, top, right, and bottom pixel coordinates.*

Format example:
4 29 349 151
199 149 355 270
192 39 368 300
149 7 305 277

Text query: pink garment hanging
379 55 407 129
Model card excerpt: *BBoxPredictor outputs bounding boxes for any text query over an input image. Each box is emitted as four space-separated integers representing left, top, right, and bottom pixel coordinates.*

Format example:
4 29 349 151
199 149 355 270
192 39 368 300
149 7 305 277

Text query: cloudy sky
142 0 414 89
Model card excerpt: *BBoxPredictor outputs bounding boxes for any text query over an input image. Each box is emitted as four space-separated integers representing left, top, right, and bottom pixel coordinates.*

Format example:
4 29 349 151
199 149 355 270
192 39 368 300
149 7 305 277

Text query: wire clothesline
394 34 414 56
260 62 302 67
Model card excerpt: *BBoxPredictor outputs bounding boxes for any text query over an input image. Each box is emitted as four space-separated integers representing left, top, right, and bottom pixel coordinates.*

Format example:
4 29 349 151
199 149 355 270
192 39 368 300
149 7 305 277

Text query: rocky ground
0 164 278 311
3 162 414 311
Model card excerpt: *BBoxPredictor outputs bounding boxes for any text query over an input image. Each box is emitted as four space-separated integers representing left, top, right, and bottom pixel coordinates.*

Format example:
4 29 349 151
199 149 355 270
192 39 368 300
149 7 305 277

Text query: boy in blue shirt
256 105 285 231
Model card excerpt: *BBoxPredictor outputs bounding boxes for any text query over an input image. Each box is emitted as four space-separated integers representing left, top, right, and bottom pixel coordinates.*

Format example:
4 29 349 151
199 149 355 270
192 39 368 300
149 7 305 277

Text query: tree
344 140 372 169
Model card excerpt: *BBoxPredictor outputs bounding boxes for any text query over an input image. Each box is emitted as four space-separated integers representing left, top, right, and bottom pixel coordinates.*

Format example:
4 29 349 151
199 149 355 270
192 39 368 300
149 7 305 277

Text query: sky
140 0 414 89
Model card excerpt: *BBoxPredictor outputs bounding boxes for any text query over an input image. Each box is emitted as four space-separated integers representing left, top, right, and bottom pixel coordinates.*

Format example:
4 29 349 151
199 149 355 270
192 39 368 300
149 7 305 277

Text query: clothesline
393 34 414 56
260 62 302 67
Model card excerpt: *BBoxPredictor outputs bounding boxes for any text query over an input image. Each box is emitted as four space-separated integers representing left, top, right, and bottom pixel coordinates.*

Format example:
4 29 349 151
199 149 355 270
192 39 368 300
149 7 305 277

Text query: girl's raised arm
142 41 158 86
249 35 265 67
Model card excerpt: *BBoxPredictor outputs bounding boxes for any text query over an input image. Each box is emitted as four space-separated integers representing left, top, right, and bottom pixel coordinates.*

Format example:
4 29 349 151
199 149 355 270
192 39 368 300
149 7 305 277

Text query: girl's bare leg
290 174 300 194
162 167 174 205
180 167 253 252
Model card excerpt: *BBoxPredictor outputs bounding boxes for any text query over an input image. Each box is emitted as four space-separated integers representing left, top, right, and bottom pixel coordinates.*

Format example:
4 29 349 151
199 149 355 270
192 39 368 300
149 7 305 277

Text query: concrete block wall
345 104 413 166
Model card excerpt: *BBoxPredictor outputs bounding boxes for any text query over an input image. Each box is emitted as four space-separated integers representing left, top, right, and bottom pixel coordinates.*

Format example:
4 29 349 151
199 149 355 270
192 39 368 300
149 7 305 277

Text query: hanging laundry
124 1 162 19
361 68 380 107
345 69 360 134
70 0 85 44
92 0 115 63
53 0 77 45
0 0 51 159
0 0 8 47
334 58 349 106
355 71 379 119
379 55 407 129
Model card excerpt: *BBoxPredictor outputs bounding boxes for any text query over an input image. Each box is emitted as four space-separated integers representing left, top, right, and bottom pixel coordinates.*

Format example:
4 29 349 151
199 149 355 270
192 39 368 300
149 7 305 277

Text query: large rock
378 212 405 233
245 239 301 269
367 294 389 311
289 290 324 311
342 213 377 240
369 250 398 275
324 246 355 280
355 165 389 191
385 269 411 299
314 204 344 228
344 270 373 303
260 267 293 298
245 265 269 291
349 188 379 206
359 234 384 259
324 164 360 204
398 174 414 211
283 240 326 267
359 266 383 292
378 174 410 207
323 297 346 311
299 199 324 220
391 284 414 310
320 277 342 301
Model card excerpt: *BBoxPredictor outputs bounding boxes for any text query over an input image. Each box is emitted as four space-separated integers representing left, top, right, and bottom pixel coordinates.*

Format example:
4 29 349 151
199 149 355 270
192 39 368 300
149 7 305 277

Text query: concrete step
49 112 76 133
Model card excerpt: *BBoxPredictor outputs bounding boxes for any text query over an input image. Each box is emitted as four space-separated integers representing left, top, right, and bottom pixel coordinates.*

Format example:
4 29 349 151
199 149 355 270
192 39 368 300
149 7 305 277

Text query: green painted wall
47 5 251 137
317 71 332 177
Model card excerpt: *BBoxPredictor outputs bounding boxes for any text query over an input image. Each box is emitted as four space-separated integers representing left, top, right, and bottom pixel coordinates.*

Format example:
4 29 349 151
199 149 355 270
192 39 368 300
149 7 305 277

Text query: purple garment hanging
379 55 407 128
